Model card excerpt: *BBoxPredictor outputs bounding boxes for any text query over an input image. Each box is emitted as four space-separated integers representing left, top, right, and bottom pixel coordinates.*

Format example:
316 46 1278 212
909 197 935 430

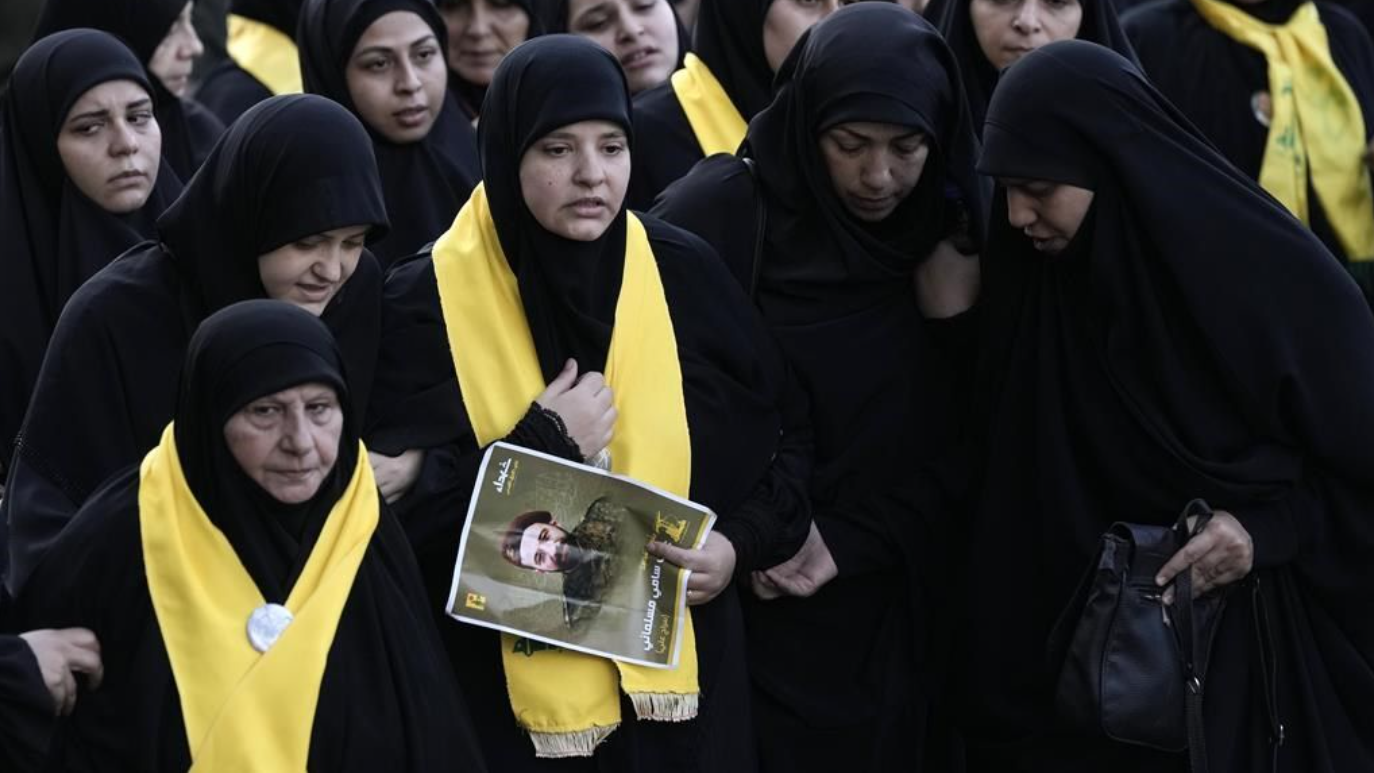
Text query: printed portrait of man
500 498 626 628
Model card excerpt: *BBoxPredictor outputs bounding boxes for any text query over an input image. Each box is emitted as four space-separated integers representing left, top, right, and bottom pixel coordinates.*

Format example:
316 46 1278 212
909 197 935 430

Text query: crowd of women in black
0 0 1371 770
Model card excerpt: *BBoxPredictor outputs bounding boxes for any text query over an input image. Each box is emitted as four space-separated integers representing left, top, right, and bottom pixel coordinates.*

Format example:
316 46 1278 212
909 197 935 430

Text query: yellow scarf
140 425 378 771
432 184 698 758
227 14 304 97
670 53 748 157
1192 0 1374 259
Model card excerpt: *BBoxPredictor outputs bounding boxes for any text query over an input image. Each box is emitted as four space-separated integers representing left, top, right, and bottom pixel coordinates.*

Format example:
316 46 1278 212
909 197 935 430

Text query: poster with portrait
446 442 715 668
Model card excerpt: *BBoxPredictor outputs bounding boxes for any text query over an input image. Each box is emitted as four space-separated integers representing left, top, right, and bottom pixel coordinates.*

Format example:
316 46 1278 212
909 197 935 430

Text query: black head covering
479 34 635 380
0 29 182 470
439 0 544 116
234 0 308 35
691 0 776 117
965 41 1374 766
32 0 226 180
536 0 690 73
928 0 1136 133
156 93 389 314
744 3 988 324
176 299 353 601
12 299 487 771
299 0 481 266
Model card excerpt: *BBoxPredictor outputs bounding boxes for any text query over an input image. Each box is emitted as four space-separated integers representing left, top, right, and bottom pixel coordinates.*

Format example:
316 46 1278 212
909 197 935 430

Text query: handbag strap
1172 499 1213 773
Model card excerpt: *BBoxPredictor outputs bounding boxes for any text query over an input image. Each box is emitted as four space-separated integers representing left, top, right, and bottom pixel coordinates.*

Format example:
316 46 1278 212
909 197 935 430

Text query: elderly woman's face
223 382 343 504
519 119 630 241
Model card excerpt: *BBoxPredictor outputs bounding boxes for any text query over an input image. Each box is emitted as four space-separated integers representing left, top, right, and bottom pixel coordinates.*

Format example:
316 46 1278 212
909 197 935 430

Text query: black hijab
440 0 544 117
175 300 354 601
536 0 690 75
743 2 987 324
235 0 308 34
1122 0 1374 268
691 0 777 117
650 4 986 738
13 299 486 772
4 94 389 595
299 0 481 267
479 34 635 380
0 29 182 473
157 93 390 314
965 41 1374 768
928 0 1136 133
32 0 226 180
196 0 308 125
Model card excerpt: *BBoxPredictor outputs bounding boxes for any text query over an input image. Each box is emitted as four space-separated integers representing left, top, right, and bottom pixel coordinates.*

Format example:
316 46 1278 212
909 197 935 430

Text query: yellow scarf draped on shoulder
227 14 304 97
671 53 748 157
431 183 699 758
1192 0 1374 259
140 425 378 771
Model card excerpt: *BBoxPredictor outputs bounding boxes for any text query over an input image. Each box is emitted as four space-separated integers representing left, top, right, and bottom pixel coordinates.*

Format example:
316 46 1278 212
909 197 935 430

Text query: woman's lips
394 105 430 128
620 46 661 71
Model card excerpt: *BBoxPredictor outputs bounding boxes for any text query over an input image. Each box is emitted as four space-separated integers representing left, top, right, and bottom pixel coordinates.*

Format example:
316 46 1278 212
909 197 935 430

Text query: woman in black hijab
540 0 690 94
650 6 986 770
437 0 543 119
0 29 182 480
14 299 486 771
626 0 851 209
1123 0 1374 297
3 94 389 596
196 0 307 125
963 40 1374 772
299 0 481 267
365 34 809 771
33 0 225 180
927 0 1135 135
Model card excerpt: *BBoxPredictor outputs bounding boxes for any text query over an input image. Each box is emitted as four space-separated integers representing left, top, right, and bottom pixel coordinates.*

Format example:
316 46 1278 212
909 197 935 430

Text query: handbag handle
1170 498 1214 773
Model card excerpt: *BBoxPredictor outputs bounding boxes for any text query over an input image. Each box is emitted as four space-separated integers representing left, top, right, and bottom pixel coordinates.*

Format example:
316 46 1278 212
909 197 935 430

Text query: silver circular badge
247 603 294 653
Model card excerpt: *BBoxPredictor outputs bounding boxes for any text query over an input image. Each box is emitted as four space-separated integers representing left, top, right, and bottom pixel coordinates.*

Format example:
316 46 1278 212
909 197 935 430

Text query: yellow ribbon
227 14 304 97
1192 0 1374 259
671 53 749 157
432 184 698 758
140 425 378 771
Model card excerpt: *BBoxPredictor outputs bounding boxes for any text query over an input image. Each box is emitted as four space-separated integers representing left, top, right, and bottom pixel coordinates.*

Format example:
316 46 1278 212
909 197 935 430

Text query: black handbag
1048 499 1229 772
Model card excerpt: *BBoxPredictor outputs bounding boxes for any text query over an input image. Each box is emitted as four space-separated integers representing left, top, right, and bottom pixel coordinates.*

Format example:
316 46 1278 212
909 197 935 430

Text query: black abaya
4 95 389 595
926 0 1137 135
1123 0 1374 284
364 35 810 772
648 7 987 771
299 0 481 267
963 40 1374 772
626 0 779 209
195 0 307 126
0 29 183 476
13 300 485 772
32 0 226 180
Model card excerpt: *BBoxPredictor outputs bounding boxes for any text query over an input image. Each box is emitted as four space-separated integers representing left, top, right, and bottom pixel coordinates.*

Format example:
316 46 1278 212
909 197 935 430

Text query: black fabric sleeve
0 635 54 773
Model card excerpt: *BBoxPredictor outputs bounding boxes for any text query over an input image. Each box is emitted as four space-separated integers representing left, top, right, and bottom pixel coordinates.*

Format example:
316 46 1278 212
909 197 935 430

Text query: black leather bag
1048 499 1229 771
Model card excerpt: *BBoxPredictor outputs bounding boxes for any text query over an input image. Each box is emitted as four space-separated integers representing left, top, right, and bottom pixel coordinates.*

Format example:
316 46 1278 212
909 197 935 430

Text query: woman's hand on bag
368 449 426 503
750 522 838 600
535 359 617 459
1156 510 1254 599
646 532 736 606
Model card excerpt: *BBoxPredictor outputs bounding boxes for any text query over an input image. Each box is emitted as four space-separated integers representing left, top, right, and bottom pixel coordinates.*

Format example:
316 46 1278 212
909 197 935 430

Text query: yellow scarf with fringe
227 14 303 96
140 425 377 771
1192 0 1374 259
432 183 699 758
671 53 748 157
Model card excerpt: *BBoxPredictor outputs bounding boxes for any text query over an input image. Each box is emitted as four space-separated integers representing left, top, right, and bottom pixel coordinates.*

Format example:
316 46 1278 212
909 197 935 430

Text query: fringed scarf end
629 691 699 722
527 723 619 758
